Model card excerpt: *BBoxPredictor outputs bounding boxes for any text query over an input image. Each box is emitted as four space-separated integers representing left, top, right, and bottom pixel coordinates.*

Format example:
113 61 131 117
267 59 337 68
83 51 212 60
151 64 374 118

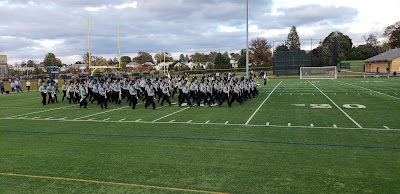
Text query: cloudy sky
0 0 398 65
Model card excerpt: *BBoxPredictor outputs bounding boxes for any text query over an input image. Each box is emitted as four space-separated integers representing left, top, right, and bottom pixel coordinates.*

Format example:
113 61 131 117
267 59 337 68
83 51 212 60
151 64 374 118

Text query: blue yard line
1 129 400 151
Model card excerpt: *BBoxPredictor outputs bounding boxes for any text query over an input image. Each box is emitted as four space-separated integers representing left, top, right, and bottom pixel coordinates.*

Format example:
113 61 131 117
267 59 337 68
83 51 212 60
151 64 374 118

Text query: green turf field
1 77 400 193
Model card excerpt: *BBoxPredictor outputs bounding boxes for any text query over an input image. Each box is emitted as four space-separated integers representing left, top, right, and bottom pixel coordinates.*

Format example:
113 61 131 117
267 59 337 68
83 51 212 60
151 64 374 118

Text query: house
126 62 140 69
365 48 400 73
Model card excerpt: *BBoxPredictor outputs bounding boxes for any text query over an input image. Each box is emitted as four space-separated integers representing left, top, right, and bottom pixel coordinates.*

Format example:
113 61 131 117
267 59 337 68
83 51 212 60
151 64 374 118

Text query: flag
164 52 172 57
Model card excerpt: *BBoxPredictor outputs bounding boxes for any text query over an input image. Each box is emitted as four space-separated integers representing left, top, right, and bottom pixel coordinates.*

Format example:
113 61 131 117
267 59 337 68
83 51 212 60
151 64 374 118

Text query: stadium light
246 0 249 78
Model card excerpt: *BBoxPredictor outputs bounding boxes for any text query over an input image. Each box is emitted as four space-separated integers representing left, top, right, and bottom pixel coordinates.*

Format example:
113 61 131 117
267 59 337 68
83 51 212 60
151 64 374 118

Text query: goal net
300 66 337 79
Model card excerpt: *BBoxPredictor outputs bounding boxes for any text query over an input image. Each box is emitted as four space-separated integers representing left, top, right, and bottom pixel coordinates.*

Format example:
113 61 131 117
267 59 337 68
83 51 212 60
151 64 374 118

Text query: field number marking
309 81 363 129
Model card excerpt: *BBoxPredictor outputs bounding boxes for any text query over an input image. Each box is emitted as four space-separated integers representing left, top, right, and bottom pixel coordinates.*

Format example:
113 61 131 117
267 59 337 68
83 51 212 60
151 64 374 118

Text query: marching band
39 73 261 109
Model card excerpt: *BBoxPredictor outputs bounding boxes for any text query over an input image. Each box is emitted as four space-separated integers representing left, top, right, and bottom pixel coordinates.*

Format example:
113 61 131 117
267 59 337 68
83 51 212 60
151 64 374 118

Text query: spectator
15 79 22 92
26 80 31 92
10 81 15 93
0 80 4 94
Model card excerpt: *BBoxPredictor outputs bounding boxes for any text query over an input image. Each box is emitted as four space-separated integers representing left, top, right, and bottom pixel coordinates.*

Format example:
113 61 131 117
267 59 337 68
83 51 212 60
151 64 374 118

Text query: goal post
300 66 337 79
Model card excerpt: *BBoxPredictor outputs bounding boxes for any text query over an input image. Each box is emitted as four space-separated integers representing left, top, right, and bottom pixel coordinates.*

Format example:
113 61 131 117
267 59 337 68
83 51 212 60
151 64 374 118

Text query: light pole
246 0 249 78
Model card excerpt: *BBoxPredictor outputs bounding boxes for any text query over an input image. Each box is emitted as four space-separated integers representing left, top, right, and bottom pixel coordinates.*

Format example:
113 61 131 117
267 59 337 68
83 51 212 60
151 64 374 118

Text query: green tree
384 21 400 49
313 31 353 65
132 52 154 64
214 53 230 69
275 44 289 52
179 54 185 62
237 50 246 68
286 26 301 51
120 56 131 69
43 53 62 66
95 57 108 66
250 37 272 66
26 60 37 67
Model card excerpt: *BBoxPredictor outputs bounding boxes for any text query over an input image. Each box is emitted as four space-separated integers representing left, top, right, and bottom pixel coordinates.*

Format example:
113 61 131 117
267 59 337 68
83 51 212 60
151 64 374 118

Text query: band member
128 82 138 109
68 82 75 104
189 80 197 104
145 84 156 110
91 82 99 104
79 84 88 109
61 82 67 101
98 83 108 109
39 82 47 105
179 81 192 106
219 83 230 107
47 82 55 104
197 81 206 106
160 83 172 106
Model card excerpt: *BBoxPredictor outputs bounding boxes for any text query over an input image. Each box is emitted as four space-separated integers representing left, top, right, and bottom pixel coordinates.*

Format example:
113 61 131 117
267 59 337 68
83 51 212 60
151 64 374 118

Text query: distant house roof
126 62 140 68
365 48 400 63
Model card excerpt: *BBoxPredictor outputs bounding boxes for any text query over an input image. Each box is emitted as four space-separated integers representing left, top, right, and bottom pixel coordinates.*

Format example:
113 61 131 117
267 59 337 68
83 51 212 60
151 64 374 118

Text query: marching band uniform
39 83 47 105
68 83 75 104
47 83 55 104
128 83 138 109
160 83 172 106
145 85 156 109
79 84 88 108
98 83 108 109
61 82 67 101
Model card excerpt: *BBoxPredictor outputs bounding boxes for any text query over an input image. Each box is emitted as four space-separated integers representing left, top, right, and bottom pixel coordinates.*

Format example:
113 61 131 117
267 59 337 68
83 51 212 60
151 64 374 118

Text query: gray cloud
0 0 369 65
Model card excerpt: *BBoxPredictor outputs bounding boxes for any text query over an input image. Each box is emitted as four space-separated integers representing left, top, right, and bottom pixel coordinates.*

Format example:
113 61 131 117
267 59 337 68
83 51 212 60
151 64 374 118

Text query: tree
275 44 289 52
26 60 37 67
230 52 240 61
82 52 94 65
154 53 173 63
313 31 353 65
120 56 131 69
43 52 62 66
214 52 230 69
286 26 301 51
179 54 185 62
384 21 400 49
132 52 153 64
250 37 272 66
237 50 246 68
95 57 108 67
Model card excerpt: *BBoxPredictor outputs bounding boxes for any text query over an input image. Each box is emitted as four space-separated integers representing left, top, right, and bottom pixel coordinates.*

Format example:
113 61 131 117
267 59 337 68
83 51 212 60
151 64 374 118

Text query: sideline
0 172 227 194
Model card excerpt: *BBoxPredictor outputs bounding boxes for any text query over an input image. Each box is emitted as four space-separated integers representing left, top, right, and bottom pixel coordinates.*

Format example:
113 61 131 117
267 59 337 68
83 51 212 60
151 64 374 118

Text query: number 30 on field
310 104 366 109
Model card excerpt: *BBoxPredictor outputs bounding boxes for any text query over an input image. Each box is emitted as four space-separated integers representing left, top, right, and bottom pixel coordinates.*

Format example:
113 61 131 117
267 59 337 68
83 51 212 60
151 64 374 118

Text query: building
0 55 8 79
365 48 400 73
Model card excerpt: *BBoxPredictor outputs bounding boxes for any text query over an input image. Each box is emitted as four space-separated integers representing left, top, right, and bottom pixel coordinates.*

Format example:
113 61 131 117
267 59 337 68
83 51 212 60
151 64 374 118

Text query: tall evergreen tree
286 26 301 51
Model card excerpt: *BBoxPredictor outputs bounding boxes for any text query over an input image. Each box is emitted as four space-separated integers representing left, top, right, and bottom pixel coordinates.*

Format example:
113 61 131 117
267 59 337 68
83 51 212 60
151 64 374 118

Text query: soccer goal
300 66 337 79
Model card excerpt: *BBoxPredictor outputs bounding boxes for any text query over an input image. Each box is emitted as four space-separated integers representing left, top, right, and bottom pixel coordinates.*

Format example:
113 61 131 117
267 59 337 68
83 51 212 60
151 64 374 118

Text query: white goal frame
300 66 337 79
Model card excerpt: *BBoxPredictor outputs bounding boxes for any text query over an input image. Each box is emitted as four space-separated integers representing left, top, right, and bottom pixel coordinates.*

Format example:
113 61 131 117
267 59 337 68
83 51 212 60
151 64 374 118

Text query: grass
1 77 400 193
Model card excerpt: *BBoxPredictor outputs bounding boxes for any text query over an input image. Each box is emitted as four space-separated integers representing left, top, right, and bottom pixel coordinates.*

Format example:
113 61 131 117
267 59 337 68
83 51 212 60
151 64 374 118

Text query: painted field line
169 120 175 123
103 118 110 121
333 124 337 128
187 120 192 123
309 81 363 129
384 126 390 129
266 122 270 126
135 119 142 122
119 118 126 122
245 81 282 125
205 120 210 123
0 172 226 194
152 107 190 122
74 106 129 120
1 117 399 131
336 80 400 100
9 104 77 118
288 123 291 126
224 121 229 124
310 124 314 127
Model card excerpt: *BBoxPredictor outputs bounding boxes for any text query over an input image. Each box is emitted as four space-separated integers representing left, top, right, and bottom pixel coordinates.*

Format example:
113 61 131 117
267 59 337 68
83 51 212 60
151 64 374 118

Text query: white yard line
1 117 399 131
309 81 363 129
245 81 282 125
337 80 400 100
73 106 129 120
9 104 77 118
383 126 390 129
152 107 190 122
